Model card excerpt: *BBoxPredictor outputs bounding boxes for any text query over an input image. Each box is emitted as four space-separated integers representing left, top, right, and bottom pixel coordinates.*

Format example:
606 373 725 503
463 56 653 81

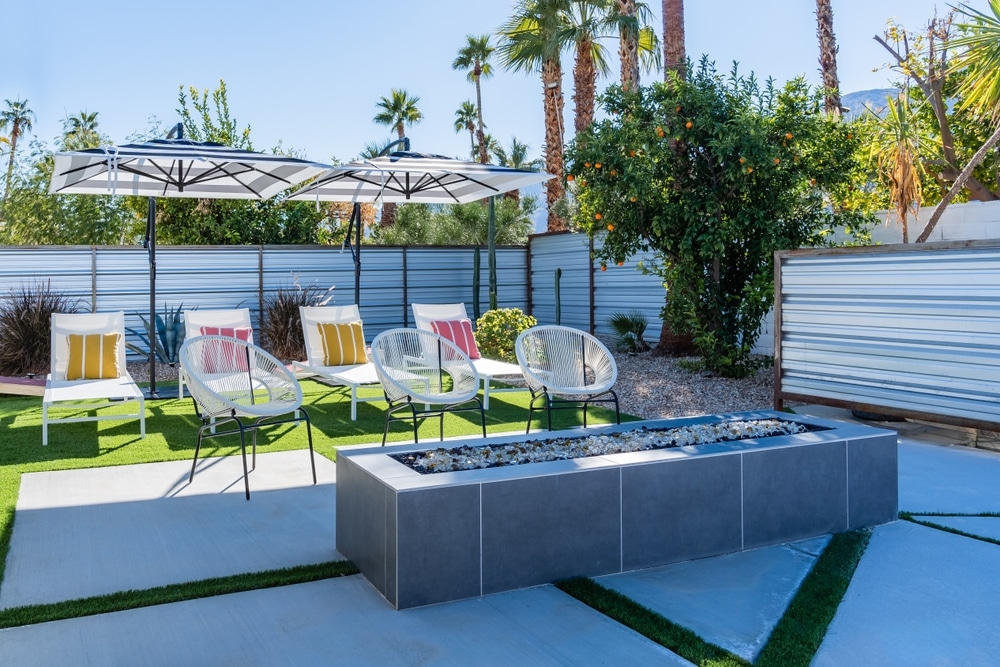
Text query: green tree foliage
369 196 538 246
568 61 871 376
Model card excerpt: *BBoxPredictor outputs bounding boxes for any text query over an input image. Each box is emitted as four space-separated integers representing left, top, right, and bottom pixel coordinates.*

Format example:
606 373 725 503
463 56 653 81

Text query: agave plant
607 310 650 353
126 302 190 365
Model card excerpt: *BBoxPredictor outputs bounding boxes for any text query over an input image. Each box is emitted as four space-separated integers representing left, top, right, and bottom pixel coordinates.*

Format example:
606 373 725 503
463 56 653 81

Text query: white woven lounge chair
179 334 316 500
370 328 486 446
177 308 253 399
514 325 620 432
42 312 145 446
292 305 381 420
411 302 523 409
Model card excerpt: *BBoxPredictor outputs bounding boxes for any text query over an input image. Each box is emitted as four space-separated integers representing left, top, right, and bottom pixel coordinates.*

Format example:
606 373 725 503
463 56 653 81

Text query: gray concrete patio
1 407 999 665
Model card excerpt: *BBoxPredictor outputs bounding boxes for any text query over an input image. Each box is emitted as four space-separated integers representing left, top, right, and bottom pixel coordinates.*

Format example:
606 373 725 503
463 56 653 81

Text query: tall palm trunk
663 0 685 80
618 0 640 91
380 124 407 227
3 125 20 202
474 66 489 165
542 58 566 232
573 37 598 135
816 0 842 116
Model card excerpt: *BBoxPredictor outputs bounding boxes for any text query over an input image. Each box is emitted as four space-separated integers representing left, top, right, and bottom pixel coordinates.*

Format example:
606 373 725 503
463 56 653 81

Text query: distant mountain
841 89 897 119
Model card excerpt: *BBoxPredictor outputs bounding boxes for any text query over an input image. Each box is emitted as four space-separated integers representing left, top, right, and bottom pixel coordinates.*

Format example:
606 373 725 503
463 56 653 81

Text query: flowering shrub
475 308 537 363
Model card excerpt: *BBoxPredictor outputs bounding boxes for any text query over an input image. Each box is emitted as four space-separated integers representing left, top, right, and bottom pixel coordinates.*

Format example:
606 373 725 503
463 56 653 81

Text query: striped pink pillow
199 326 253 372
430 319 480 359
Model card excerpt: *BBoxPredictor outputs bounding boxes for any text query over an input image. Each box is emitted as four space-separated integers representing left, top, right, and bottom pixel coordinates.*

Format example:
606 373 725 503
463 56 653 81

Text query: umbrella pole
146 197 159 399
488 196 497 311
353 203 361 305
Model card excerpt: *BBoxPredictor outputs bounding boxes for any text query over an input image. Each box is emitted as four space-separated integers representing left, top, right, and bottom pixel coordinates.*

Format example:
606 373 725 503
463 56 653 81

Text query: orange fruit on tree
785 132 793 140
595 213 603 220
685 121 693 129
600 264 607 272
607 223 615 231
566 174 575 181
739 157 745 164
629 150 636 157
610 169 617 176
656 126 665 137
629 196 637 202
617 261 624 267
774 158 780 165
810 178 817 186
675 106 682 113
747 167 754 174
594 162 602 169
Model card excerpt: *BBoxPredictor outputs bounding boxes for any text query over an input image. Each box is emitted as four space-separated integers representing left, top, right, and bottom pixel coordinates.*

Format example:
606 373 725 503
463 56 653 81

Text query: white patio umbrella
287 148 553 307
49 126 329 397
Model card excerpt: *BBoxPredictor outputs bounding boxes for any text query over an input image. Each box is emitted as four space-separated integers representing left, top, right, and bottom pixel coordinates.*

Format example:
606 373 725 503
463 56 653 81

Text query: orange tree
568 60 867 377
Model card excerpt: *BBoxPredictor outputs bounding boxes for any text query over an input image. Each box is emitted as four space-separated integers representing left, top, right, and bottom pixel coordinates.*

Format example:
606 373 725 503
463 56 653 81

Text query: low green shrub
607 310 650 353
0 281 80 376
475 308 537 363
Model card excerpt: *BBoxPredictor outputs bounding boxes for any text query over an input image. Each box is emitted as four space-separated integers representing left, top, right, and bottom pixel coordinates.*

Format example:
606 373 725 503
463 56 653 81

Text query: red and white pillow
199 326 254 372
430 319 480 359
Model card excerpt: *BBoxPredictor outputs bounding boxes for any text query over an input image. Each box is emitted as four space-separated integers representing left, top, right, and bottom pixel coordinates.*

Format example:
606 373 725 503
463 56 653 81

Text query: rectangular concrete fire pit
336 411 897 609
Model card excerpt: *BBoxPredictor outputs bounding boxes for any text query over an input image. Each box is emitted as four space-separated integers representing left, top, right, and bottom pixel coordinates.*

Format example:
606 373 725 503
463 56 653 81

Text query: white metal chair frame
515 325 621 432
292 305 382 420
42 312 145 446
179 334 316 500
178 308 253 399
370 328 486 446
411 302 524 409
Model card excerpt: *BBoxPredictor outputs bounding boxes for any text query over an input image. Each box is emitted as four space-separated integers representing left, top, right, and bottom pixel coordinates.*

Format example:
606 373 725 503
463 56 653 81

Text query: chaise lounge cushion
318 321 366 366
65 332 122 380
430 319 480 359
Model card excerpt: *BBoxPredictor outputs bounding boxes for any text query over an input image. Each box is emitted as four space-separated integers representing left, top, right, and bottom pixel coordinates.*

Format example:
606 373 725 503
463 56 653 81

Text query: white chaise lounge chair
42 311 145 446
411 302 524 409
292 305 382 420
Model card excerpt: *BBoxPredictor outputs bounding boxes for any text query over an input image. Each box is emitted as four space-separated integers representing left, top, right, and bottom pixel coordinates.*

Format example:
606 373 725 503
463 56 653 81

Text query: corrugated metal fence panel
529 232 592 329
591 235 665 341
777 242 1000 428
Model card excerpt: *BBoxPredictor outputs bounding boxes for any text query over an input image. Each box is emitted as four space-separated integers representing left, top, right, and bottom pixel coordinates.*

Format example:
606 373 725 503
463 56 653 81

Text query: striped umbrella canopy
50 138 328 199
48 133 329 399
287 151 553 204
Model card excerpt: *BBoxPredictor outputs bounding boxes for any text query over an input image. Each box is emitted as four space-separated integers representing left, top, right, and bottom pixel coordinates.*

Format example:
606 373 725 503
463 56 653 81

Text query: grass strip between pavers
753 528 871 667
555 577 750 667
900 511 1000 547
557 528 872 667
0 559 358 629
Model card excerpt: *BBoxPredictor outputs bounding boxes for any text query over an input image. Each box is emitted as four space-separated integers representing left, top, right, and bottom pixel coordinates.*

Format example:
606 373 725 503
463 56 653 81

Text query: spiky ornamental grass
0 281 80 376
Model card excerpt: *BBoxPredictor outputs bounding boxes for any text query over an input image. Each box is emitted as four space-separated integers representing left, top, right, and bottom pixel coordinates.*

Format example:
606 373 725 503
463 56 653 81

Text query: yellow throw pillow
318 321 366 366
66 332 122 380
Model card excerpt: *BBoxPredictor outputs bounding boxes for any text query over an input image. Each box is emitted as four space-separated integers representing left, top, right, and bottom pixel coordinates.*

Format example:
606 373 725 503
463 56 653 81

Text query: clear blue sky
3 0 983 165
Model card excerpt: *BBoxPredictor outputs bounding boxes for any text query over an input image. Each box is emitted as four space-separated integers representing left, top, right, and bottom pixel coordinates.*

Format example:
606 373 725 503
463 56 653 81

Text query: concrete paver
0 452 338 608
813 520 1000 666
0 576 691 666
597 536 830 662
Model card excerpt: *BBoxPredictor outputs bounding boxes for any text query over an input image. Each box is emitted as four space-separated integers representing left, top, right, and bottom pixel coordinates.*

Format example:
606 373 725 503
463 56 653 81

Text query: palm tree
662 0 685 80
499 0 569 232
62 110 101 149
373 89 423 140
816 0 842 116
0 98 35 202
918 2 1000 241
491 137 544 202
454 100 479 157
453 35 495 165
611 0 661 91
373 90 423 227
560 1 613 135
872 93 926 243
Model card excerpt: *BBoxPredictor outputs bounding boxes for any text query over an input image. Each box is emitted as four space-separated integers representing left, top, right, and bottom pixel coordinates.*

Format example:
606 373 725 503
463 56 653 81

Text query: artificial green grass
556 577 749 667
0 378 624 593
753 529 871 667
0 560 359 629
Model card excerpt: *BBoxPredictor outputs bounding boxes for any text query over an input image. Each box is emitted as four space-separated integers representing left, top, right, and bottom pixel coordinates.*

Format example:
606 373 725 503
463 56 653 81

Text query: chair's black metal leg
190 426 205 483
546 392 553 431
410 404 419 444
612 391 621 424
583 401 588 428
438 412 445 441
238 421 250 500
301 409 317 484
